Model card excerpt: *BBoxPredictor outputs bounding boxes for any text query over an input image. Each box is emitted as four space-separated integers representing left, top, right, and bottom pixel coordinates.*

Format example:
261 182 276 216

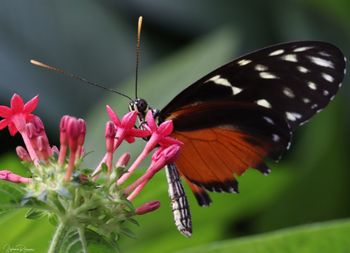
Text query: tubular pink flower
24 116 52 163
117 111 181 185
93 107 149 178
135 200 160 215
143 110 182 151
76 118 86 160
0 170 32 184
64 117 86 181
31 116 52 161
105 121 116 173
58 115 69 165
0 94 38 136
126 144 181 200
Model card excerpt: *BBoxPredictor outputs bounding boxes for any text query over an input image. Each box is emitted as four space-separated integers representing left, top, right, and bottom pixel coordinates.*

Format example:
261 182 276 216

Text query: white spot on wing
232 86 243 95
256 99 272 108
322 73 334 82
297 66 309 73
323 90 329 96
308 81 317 90
272 134 280 142
302 97 311 104
238 59 252 66
260 72 278 79
283 87 295 98
255 64 268 71
319 51 331 57
308 56 334 68
311 104 318 109
293 46 313 52
206 75 231 86
263 116 274 125
269 49 284 56
286 112 302 121
281 54 298 62
205 75 244 96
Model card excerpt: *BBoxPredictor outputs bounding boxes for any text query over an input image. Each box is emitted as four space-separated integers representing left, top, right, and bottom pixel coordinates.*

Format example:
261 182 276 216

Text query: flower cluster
0 94 182 251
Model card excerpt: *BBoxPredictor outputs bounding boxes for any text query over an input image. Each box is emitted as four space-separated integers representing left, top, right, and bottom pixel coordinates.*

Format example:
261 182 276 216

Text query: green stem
78 227 88 253
48 222 69 253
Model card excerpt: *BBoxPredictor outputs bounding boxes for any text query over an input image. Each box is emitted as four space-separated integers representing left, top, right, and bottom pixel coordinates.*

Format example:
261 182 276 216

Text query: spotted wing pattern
160 41 346 206
162 41 346 130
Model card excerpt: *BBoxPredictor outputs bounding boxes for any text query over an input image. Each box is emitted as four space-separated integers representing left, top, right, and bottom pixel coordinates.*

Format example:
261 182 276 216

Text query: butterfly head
128 98 158 122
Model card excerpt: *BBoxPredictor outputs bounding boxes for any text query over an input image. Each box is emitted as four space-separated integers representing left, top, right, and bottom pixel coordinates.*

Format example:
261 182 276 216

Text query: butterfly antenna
135 16 143 99
30 59 133 101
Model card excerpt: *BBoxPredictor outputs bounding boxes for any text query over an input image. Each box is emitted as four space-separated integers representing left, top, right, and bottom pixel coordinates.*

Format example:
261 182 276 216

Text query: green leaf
48 213 58 226
119 227 137 239
58 228 118 253
25 208 45 220
175 219 350 253
0 180 26 213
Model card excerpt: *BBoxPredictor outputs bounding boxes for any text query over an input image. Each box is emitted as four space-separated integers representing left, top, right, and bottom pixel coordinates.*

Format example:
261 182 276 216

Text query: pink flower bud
36 136 47 152
121 111 138 129
67 117 80 140
157 120 174 137
77 118 86 146
16 146 31 162
116 152 131 167
0 170 32 184
105 121 116 153
106 105 121 125
136 200 160 215
26 122 37 139
151 144 181 169
31 115 45 132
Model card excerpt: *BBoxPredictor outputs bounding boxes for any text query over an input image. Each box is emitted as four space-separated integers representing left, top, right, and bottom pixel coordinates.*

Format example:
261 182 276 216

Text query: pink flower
106 106 149 148
126 144 181 200
0 170 32 184
0 94 39 136
63 116 87 181
144 110 182 152
58 115 70 165
136 200 160 215
105 121 117 173
117 111 182 185
92 106 150 178
26 116 52 161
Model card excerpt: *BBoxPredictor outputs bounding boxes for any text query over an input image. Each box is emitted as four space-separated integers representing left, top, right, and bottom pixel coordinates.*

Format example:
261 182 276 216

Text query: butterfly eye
136 98 149 114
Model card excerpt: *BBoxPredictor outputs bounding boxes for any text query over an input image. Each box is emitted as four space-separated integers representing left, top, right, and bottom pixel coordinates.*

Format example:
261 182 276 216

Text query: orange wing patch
172 127 270 193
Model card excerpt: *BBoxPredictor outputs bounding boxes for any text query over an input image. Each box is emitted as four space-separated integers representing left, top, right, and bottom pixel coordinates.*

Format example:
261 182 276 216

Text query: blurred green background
0 0 350 252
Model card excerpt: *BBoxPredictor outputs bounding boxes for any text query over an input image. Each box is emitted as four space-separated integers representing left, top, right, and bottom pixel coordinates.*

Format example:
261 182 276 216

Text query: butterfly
128 41 347 237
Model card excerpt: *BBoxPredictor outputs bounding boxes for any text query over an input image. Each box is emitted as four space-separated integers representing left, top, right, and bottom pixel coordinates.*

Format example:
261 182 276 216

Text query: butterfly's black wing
161 41 346 130
160 41 346 207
